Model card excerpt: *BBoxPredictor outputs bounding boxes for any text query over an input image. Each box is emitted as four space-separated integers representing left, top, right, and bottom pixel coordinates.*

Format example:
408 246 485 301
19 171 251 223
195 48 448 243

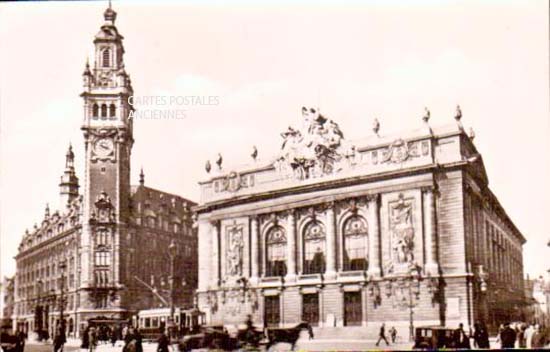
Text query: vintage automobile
177 325 237 352
0 327 19 352
177 324 267 351
413 326 457 350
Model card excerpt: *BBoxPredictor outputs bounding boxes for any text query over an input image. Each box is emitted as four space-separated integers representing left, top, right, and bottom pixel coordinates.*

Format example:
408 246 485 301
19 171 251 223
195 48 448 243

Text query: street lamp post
168 240 177 338
35 279 43 339
385 266 422 341
58 259 67 330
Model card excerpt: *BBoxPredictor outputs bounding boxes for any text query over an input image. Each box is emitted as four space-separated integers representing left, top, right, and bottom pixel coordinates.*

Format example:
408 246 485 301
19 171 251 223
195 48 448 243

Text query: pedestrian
500 322 517 349
375 323 390 346
134 328 143 352
307 322 314 340
122 325 128 341
88 327 98 352
517 323 526 348
124 327 143 352
157 329 170 352
474 322 490 349
525 323 535 348
532 324 547 348
15 328 25 352
53 323 66 352
454 323 470 349
81 326 89 349
110 327 117 347
389 326 397 343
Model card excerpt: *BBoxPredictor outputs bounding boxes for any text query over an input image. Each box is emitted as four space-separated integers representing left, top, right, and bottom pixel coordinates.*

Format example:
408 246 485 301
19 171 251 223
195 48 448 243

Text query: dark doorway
302 293 320 326
344 291 362 326
264 295 280 327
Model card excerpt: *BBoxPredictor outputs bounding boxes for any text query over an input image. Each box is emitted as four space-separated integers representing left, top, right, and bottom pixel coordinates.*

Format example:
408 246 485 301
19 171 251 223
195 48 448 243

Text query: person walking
517 323 526 348
525 323 535 348
532 324 547 348
375 323 390 346
454 323 470 349
109 327 117 347
15 329 26 352
389 326 397 343
53 324 66 352
88 327 98 352
157 329 170 352
473 322 490 349
500 322 517 349
80 326 89 350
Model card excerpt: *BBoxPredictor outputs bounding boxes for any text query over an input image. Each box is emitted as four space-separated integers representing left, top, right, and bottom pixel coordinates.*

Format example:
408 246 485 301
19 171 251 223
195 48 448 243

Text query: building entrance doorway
302 293 319 326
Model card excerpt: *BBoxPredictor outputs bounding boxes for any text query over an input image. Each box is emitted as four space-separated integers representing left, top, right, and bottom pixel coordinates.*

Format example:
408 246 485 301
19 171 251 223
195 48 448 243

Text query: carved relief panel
221 218 250 282
380 190 424 274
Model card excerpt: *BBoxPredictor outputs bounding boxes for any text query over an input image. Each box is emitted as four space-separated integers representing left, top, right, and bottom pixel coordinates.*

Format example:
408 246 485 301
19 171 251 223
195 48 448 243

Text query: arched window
102 48 110 67
343 216 369 271
266 226 287 277
303 221 326 274
92 104 99 117
109 104 116 118
101 104 107 118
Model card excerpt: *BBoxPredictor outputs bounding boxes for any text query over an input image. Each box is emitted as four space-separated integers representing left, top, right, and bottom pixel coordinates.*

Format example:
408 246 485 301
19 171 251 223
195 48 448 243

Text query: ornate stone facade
196 108 526 336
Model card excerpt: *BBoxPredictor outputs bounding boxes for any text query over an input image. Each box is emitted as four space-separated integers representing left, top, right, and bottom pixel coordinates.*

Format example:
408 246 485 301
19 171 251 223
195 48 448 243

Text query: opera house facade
195 107 525 336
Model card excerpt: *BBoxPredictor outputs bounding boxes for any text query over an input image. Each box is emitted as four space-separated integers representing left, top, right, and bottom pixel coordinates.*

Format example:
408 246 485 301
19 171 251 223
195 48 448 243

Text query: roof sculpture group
205 105 472 182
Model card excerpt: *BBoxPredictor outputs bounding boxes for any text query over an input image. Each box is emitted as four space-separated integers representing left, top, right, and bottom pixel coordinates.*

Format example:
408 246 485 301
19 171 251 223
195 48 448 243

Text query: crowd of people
495 322 548 349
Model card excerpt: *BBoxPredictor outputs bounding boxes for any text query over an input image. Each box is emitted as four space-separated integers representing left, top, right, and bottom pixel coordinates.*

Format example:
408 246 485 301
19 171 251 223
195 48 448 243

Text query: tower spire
59 143 79 209
139 167 145 186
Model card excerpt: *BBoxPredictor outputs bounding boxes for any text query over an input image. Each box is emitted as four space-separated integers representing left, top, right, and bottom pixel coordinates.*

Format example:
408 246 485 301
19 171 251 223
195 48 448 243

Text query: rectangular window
343 291 362 326
264 295 280 327
302 293 319 327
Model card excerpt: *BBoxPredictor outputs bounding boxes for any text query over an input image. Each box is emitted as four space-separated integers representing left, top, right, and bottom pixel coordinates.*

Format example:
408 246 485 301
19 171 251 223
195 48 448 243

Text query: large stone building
196 107 526 336
12 5 197 337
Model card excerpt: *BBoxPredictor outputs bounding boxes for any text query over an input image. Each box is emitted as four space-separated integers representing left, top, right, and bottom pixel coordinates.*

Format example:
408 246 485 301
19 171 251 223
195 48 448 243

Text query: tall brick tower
79 3 134 317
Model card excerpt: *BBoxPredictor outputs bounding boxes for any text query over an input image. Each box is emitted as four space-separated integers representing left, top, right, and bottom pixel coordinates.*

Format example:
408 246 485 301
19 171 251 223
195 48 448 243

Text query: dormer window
92 104 99 118
109 104 116 118
102 48 110 67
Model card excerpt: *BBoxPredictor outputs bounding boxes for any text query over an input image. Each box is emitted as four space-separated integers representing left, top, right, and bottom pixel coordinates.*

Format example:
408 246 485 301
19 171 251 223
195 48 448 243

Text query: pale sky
0 0 548 280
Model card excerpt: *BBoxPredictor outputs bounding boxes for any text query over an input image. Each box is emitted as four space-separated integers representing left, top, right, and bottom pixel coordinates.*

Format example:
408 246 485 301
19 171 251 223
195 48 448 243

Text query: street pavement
23 342 80 352
24 337 550 351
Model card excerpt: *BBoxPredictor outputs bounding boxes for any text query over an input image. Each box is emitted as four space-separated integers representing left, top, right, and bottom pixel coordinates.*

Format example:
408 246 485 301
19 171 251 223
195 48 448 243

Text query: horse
266 321 313 351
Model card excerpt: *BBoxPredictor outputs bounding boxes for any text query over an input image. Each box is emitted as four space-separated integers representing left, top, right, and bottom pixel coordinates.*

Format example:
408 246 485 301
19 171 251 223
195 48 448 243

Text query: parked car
0 326 18 352
177 325 237 352
413 326 457 350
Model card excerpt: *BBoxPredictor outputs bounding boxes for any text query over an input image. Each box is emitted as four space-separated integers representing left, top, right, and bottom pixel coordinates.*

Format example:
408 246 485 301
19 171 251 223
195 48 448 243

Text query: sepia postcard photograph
0 0 549 350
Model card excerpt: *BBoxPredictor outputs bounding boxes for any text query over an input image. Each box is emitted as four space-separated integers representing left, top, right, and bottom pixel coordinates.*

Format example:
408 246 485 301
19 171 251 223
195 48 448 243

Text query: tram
135 307 205 341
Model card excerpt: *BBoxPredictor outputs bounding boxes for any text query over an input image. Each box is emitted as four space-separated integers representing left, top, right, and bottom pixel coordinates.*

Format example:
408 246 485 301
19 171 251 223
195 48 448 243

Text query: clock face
93 138 114 158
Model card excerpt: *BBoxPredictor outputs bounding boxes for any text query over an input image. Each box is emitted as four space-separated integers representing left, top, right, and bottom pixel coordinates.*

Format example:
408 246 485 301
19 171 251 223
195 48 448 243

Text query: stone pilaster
422 187 439 274
250 216 259 284
367 194 381 277
285 210 297 282
210 220 220 288
325 203 336 280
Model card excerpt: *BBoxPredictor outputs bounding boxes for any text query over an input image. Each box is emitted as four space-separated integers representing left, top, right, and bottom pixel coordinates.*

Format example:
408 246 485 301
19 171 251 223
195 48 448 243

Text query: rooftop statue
276 106 353 180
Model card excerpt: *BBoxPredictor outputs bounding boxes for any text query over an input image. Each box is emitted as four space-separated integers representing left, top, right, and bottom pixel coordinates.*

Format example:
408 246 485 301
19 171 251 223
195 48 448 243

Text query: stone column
250 216 259 284
210 221 220 288
422 187 439 275
367 195 381 277
285 210 297 282
325 204 337 280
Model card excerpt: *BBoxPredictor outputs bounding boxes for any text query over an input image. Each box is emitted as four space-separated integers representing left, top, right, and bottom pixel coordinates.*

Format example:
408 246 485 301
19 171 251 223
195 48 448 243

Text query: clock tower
79 4 134 313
